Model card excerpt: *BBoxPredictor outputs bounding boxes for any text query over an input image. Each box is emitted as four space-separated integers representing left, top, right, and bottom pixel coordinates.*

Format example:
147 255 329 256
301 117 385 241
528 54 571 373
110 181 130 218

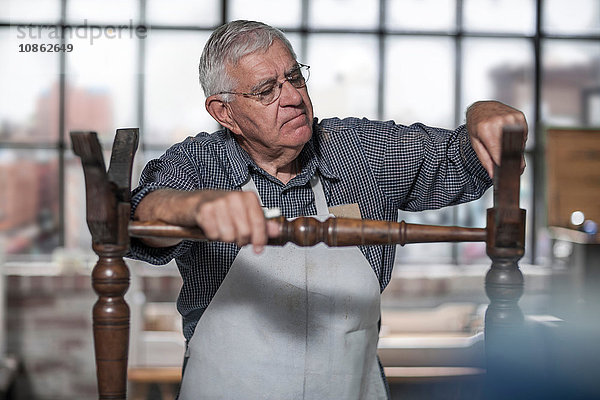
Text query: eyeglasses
218 63 310 106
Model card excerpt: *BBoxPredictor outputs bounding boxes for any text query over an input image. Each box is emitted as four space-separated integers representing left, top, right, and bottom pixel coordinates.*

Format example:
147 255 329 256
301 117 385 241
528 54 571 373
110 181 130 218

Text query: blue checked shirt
129 117 492 341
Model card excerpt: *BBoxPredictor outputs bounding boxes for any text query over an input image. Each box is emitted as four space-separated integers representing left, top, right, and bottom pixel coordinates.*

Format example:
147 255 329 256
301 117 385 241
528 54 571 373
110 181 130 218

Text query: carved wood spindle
129 217 488 246
91 243 130 399
483 125 527 398
485 125 526 328
72 129 139 400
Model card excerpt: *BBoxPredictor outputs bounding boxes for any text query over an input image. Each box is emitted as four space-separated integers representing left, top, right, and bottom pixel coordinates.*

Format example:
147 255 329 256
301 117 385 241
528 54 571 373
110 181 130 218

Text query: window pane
229 0 301 29
65 31 139 144
461 38 535 146
306 34 378 119
284 32 303 62
147 0 221 26
541 40 600 127
396 209 455 265
455 190 491 265
1 27 60 143
145 31 216 146
0 149 59 255
0 0 61 24
65 150 91 250
384 37 454 127
386 0 456 32
543 0 600 35
309 0 379 29
463 0 536 34
586 89 600 126
66 0 139 24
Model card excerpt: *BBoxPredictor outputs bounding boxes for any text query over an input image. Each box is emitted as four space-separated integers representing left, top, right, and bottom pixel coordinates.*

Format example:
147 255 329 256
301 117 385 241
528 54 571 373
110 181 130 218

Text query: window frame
1 0 599 264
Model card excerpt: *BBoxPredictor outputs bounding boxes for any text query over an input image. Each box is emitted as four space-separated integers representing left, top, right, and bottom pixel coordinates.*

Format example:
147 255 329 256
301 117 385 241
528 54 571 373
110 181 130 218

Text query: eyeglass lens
259 65 310 105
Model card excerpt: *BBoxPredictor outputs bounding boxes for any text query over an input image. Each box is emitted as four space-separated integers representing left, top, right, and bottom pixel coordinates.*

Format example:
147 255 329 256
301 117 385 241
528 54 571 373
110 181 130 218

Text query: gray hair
199 20 297 101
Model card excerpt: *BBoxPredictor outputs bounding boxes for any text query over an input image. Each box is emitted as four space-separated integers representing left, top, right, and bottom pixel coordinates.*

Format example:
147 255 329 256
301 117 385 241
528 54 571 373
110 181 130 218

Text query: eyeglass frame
217 63 310 106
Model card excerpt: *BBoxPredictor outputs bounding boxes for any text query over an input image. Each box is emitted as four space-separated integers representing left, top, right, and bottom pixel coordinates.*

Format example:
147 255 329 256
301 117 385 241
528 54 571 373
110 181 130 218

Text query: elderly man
130 20 527 400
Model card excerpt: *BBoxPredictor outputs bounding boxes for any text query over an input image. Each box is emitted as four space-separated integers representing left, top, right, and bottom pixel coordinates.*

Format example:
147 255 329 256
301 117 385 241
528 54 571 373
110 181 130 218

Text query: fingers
520 128 528 176
466 101 528 178
470 135 496 179
194 191 269 252
247 199 269 253
266 220 281 238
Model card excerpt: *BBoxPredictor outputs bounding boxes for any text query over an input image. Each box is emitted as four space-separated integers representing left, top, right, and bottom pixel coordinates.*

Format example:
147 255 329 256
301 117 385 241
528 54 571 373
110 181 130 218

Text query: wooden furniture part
71 125 525 400
72 129 138 400
482 127 527 400
546 128 600 311
546 128 600 229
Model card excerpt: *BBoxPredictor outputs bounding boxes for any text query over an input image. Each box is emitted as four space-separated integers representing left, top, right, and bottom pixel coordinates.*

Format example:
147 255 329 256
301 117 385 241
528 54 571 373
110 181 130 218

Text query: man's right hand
133 189 280 253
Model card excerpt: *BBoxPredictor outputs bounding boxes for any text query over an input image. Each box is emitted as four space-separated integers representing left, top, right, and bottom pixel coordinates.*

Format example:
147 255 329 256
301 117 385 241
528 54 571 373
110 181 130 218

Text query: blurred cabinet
546 128 600 306
546 128 600 228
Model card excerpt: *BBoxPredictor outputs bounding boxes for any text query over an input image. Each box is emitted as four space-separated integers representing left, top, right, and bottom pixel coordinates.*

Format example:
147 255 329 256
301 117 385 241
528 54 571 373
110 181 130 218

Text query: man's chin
292 122 313 139
282 116 312 138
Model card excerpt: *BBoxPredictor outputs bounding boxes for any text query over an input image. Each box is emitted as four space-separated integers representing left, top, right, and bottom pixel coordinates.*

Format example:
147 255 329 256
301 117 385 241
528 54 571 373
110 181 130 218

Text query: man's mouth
283 111 307 128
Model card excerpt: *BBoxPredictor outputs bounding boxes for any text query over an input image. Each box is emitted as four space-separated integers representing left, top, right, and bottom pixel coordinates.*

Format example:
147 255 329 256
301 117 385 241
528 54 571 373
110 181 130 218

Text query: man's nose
278 80 303 106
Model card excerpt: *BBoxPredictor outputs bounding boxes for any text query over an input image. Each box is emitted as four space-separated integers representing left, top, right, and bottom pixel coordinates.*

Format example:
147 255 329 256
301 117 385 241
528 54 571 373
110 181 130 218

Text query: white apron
178 173 387 400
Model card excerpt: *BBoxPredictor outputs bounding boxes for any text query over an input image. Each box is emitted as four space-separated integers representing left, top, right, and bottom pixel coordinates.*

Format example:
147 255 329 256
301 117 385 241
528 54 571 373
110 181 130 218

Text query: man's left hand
466 100 528 179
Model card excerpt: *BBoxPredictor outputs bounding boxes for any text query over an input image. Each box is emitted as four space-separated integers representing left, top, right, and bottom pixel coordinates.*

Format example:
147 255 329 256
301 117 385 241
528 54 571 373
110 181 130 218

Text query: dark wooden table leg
71 129 138 399
484 125 527 398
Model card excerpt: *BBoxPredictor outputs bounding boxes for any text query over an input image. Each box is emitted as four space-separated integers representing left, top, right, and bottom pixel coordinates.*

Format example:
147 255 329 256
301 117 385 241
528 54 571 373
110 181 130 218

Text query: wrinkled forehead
226 40 297 83
232 38 295 64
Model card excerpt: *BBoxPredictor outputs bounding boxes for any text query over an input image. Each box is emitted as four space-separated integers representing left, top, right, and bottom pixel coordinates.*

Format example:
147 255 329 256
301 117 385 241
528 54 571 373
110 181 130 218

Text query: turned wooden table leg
483 125 527 398
92 244 130 399
484 208 526 330
72 129 139 400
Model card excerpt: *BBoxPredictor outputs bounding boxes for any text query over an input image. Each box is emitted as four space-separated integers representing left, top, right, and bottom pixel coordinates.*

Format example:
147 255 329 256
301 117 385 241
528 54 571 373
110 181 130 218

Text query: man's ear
206 95 239 133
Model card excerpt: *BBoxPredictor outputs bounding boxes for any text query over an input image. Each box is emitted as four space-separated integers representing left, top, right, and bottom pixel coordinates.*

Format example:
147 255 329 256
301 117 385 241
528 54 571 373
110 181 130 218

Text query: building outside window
1 0 599 267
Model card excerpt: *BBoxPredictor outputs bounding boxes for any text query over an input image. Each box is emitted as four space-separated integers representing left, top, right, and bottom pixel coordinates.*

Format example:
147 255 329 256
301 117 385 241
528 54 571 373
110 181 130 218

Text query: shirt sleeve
127 142 203 265
356 118 492 211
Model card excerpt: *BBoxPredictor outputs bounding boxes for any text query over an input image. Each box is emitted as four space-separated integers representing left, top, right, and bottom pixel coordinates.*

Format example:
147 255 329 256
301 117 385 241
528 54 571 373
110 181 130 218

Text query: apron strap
240 176 263 206
310 172 329 216
241 172 329 217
